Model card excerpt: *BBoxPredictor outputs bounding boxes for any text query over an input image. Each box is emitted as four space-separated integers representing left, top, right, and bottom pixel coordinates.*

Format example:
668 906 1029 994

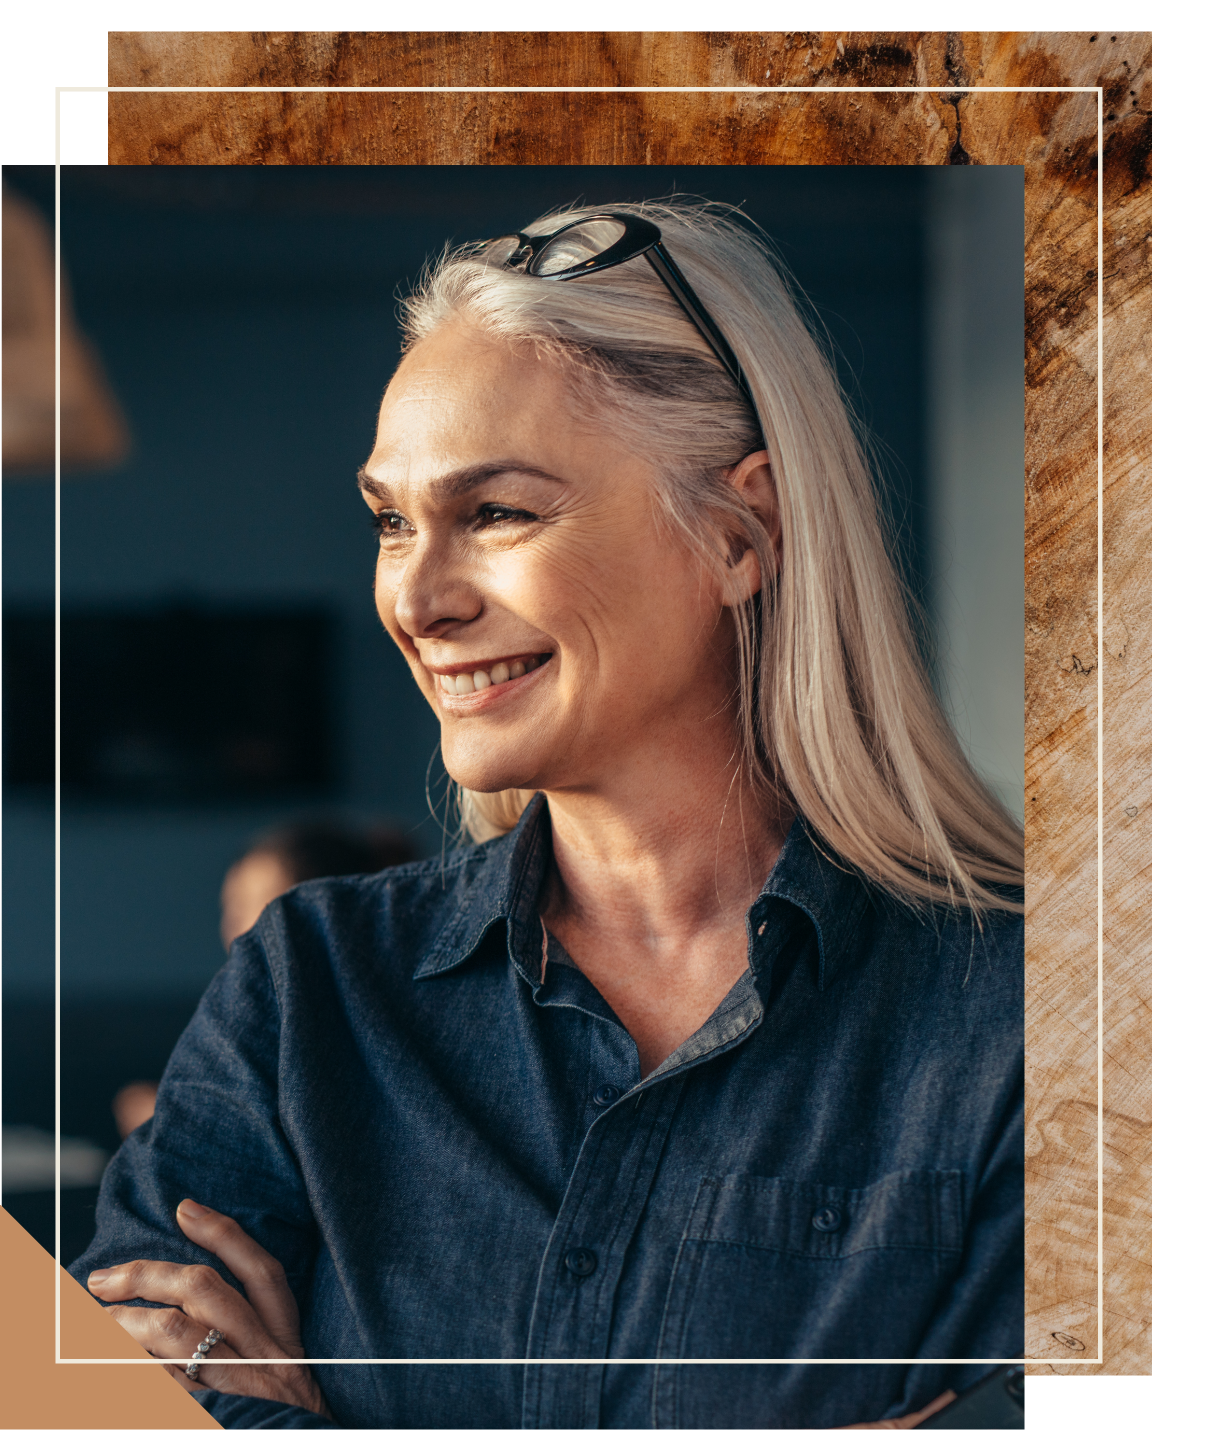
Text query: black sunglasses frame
493 212 755 407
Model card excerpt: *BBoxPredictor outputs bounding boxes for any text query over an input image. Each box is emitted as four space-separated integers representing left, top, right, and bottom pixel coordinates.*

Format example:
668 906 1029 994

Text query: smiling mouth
434 653 552 695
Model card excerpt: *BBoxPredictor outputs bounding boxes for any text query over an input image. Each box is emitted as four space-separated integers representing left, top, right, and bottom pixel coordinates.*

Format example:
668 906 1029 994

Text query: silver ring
183 1327 225 1380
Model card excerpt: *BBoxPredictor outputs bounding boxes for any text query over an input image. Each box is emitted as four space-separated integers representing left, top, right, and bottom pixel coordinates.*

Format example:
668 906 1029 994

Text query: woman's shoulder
854 883 1024 1016
274 839 500 919
774 814 1014 975
778 821 1023 986
249 833 521 982
874 880 1023 947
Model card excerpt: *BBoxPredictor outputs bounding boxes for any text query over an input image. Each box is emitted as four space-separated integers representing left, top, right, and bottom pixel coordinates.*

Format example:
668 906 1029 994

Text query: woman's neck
538 753 791 1077
542 778 787 944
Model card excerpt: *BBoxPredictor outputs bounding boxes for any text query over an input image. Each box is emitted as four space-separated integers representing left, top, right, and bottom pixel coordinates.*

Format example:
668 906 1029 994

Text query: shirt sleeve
191 1390 340 1429
68 929 331 1430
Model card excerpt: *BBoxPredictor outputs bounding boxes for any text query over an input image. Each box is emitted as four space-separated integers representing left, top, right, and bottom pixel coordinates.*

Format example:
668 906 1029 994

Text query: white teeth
438 656 549 695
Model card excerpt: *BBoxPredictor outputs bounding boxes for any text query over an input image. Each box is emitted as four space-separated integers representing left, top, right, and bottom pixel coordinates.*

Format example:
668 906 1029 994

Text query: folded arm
72 931 335 1427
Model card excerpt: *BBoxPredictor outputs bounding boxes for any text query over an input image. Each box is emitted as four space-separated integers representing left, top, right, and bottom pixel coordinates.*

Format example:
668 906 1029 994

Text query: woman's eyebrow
356 461 565 503
356 467 392 500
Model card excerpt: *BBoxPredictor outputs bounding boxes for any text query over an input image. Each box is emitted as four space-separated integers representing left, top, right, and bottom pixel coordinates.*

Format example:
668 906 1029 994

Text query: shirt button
592 1084 621 1107
812 1206 843 1232
564 1247 598 1277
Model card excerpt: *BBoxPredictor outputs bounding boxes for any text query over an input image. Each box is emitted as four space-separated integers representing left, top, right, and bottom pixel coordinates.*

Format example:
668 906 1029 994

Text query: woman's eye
371 510 411 539
477 504 537 526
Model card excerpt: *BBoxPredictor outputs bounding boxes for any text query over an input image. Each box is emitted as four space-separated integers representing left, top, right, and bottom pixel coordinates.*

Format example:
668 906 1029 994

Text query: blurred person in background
112 820 415 1139
217 820 418 954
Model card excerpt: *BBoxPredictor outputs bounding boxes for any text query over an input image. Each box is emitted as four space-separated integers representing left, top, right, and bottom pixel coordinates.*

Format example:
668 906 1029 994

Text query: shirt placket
521 1075 686 1430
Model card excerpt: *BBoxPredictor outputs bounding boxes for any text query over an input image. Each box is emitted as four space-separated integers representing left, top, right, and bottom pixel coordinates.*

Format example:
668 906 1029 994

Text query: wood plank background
106 30 1153 1378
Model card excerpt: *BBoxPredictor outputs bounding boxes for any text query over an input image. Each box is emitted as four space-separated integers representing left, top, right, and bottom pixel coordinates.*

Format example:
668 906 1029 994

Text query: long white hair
399 197 1023 913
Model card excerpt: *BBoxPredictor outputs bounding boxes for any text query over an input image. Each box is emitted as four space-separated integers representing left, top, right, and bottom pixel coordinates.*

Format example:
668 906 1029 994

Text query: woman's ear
720 450 780 606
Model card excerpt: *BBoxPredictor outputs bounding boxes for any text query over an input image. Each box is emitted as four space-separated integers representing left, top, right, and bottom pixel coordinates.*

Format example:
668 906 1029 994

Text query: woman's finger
105 1305 311 1405
894 1389 956 1428
174 1200 304 1356
87 1257 277 1360
838 1389 957 1429
106 1304 240 1379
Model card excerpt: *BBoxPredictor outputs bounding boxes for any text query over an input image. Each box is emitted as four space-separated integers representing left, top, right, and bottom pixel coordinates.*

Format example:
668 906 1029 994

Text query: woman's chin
458 777 534 797
442 748 544 797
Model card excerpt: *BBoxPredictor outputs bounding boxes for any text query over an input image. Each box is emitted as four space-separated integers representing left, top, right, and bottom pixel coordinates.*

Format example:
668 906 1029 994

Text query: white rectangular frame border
52 78 1105 1368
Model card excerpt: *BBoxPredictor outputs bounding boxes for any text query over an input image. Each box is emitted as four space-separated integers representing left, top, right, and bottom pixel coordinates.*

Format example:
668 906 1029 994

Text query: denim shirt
72 795 1022 1429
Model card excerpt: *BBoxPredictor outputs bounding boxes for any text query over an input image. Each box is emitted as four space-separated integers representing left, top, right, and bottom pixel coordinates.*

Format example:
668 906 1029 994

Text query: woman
74 200 1023 1430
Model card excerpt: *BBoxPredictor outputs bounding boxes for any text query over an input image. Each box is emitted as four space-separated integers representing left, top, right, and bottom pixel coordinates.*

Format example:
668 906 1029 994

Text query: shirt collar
414 794 871 994
752 819 873 993
413 794 551 985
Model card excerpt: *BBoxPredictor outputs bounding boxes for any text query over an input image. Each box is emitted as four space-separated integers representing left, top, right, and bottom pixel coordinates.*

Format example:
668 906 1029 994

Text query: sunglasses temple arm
643 246 755 404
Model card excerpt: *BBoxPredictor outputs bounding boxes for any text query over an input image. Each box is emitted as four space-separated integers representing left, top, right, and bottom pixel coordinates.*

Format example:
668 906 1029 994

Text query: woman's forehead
369 321 663 511
369 328 638 498
392 321 558 399
371 386 555 492
378 327 563 444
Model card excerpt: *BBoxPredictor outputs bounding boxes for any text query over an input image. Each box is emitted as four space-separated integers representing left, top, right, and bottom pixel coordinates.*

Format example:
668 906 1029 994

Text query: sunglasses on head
484 212 756 409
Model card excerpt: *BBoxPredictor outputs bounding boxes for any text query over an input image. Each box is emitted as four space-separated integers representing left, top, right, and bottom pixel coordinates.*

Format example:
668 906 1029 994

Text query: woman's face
361 321 744 802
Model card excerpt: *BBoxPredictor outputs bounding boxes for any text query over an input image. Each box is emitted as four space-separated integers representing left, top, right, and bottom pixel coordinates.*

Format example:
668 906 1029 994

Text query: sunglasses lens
481 235 526 267
529 218 628 276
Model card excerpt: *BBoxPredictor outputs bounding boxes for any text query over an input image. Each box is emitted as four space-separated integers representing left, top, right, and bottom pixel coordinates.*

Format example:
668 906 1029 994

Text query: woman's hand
87 1199 331 1418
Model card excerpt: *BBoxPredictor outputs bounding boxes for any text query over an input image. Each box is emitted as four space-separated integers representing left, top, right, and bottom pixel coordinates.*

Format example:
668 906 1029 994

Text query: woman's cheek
373 564 404 640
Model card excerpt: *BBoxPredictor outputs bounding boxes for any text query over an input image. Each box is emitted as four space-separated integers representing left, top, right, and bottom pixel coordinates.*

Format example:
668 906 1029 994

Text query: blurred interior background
2 163 1023 1261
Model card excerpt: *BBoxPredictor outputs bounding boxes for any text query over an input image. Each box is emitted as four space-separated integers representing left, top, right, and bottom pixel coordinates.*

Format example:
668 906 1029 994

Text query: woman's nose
388 539 482 639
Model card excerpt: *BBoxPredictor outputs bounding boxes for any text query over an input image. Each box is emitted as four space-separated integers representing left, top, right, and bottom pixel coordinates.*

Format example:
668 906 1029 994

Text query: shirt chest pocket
655 1170 964 1361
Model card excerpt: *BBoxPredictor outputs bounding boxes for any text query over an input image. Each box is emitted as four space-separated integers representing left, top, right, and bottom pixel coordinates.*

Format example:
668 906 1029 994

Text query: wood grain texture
105 28 1000 89
107 30 1152 1374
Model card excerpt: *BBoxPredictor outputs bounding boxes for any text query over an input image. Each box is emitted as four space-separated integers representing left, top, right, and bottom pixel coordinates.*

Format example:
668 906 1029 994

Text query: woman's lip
435 656 552 705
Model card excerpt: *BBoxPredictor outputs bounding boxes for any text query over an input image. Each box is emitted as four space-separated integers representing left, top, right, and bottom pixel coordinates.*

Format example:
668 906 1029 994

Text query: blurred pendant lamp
3 186 130 474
